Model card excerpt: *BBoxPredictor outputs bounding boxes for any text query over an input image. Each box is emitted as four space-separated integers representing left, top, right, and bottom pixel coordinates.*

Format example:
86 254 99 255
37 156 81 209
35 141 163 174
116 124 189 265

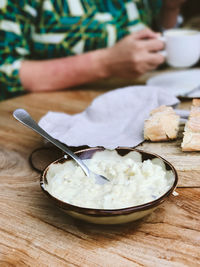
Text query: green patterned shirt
0 0 162 101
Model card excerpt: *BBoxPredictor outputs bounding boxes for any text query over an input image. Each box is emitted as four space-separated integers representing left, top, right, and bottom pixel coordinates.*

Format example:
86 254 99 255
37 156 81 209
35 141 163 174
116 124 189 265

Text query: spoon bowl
13 109 109 185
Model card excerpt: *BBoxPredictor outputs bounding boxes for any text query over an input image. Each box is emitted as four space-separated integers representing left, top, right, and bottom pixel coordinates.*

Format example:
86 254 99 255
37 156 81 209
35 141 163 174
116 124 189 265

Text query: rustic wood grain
0 71 200 266
0 166 199 267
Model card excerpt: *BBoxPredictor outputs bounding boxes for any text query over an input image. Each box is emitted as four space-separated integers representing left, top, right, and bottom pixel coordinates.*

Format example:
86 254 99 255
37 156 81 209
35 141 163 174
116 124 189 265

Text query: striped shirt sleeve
0 0 38 100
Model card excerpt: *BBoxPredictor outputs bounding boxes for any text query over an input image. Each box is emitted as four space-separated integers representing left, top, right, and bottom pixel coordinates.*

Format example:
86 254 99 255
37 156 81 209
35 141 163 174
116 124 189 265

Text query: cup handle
158 36 166 43
159 50 167 57
158 36 167 57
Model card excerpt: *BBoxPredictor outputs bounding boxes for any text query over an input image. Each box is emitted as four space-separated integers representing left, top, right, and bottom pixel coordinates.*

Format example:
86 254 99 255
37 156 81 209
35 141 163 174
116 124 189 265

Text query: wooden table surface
0 71 200 266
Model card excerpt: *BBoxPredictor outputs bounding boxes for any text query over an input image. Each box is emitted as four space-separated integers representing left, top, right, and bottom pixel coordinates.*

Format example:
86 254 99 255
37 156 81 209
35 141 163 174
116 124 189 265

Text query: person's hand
103 28 165 78
163 0 186 10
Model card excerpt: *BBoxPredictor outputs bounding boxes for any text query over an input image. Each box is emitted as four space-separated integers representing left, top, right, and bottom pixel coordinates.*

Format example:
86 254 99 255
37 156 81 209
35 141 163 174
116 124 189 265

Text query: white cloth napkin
39 86 179 149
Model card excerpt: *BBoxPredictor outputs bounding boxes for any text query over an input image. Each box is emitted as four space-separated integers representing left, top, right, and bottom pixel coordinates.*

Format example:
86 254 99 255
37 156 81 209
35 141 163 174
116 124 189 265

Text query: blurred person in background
182 0 200 30
0 0 185 101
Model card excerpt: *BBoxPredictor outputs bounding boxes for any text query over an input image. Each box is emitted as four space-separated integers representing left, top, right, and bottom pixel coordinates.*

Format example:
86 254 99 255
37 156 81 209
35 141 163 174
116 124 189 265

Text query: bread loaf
181 99 200 151
144 105 180 141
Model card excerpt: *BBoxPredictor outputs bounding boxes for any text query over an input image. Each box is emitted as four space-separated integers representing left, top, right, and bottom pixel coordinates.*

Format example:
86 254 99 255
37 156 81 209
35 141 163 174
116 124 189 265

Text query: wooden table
0 73 200 266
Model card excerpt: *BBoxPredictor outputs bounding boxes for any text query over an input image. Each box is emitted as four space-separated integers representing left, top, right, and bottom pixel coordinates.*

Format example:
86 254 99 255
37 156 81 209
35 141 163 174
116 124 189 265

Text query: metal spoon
13 109 109 185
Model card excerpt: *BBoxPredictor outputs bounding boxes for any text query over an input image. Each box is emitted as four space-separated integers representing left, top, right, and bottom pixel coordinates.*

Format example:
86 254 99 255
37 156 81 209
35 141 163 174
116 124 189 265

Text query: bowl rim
40 147 178 217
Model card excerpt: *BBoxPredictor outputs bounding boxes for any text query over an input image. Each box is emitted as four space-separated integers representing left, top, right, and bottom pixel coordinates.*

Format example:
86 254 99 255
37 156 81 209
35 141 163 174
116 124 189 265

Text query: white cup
160 29 200 68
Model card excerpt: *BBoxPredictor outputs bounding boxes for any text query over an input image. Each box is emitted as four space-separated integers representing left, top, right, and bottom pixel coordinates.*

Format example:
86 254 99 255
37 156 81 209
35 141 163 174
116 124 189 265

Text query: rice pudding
44 150 175 209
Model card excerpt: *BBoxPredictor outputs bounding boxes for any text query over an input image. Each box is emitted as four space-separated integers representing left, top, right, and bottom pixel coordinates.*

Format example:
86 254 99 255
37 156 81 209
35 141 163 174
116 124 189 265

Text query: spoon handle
13 109 90 176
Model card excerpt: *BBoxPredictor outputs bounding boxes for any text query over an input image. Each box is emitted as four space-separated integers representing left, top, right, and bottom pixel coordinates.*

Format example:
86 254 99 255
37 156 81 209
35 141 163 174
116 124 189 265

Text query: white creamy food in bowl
40 147 178 224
